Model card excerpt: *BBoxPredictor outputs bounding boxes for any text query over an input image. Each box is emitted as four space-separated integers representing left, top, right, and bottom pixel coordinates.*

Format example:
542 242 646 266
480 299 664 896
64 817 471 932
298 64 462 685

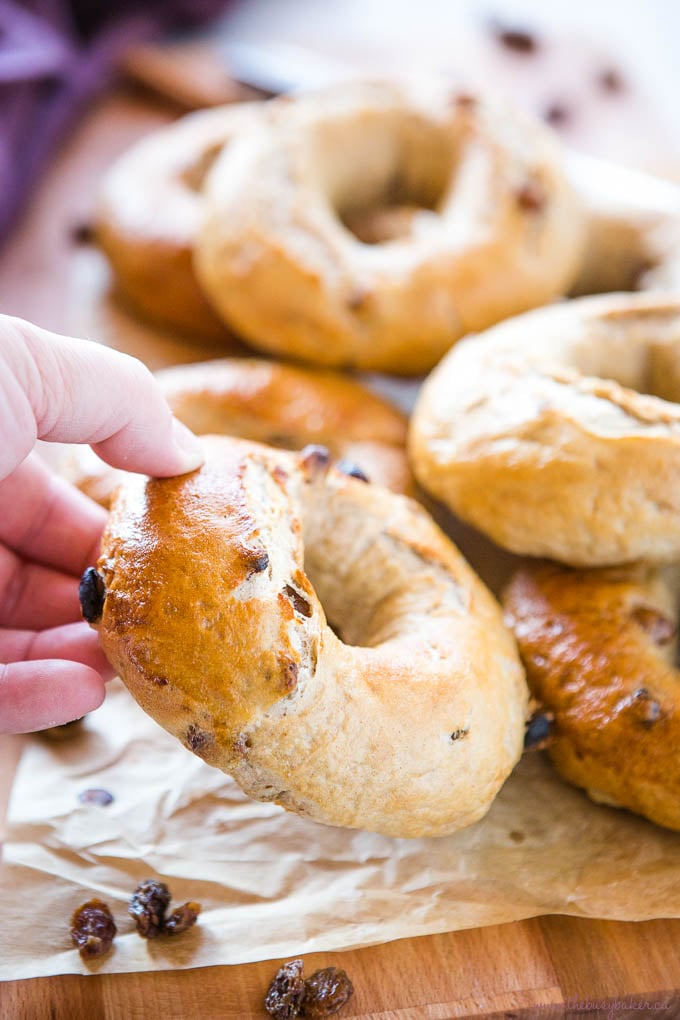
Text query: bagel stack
410 293 680 831
87 77 680 836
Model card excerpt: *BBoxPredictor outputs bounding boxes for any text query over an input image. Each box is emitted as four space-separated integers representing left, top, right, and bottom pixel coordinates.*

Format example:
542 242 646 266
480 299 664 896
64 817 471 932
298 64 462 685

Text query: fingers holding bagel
88 436 528 838
58 357 414 508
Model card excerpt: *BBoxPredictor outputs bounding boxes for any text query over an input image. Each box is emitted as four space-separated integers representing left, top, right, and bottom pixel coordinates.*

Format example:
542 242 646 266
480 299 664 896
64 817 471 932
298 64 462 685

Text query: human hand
0 316 204 734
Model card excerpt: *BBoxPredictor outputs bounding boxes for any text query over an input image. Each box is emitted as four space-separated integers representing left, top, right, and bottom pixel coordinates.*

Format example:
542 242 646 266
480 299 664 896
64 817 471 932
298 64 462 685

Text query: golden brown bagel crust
93 436 528 837
410 292 680 567
95 104 263 341
504 562 680 831
65 357 412 506
567 152 680 296
195 80 585 375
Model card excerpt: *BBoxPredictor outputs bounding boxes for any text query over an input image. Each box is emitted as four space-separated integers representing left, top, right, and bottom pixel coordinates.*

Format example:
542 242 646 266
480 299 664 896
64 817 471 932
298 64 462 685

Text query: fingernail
171 418 204 473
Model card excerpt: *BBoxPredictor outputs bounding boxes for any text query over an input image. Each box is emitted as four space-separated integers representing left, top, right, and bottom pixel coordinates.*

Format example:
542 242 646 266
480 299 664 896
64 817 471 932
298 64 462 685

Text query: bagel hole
566 314 680 403
299 487 456 649
312 113 455 245
181 142 225 193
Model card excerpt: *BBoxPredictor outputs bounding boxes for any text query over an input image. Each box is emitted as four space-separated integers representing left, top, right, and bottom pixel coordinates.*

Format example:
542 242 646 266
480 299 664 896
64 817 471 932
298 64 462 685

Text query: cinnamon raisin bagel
504 562 680 831
568 151 680 296
195 80 585 375
95 104 263 341
63 357 412 506
86 436 528 837
410 293 680 566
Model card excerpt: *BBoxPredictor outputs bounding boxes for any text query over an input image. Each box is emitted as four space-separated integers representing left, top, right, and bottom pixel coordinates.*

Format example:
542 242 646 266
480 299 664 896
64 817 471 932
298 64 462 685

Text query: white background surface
216 0 680 172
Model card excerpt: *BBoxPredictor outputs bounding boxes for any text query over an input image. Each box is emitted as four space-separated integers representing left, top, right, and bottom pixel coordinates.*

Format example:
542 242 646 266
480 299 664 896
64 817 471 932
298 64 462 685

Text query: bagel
567 151 680 296
62 357 412 507
504 562 680 831
85 435 528 837
410 293 680 567
195 80 585 375
95 104 263 341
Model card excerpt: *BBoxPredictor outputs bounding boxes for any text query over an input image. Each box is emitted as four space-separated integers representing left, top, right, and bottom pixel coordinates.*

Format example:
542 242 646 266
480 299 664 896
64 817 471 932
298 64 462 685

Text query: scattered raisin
335 459 369 483
164 901 201 935
450 728 469 742
129 879 171 938
78 788 114 806
284 584 313 618
70 221 95 245
70 899 117 959
265 959 306 1019
452 91 477 109
524 710 554 751
302 967 354 1018
631 606 676 646
543 102 571 127
79 567 106 623
598 67 625 93
491 22 539 54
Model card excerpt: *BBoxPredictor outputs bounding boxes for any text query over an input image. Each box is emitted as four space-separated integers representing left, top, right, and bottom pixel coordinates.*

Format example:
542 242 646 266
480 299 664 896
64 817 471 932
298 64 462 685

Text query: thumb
1 316 204 480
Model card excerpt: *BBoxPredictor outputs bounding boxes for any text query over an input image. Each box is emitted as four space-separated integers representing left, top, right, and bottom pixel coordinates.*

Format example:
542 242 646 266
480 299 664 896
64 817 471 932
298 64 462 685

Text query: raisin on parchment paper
70 899 117 959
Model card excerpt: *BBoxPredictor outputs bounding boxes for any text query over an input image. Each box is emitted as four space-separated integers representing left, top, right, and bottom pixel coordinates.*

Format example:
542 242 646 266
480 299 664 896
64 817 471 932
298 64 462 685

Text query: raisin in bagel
410 293 680 567
95 104 264 341
195 80 585 375
568 151 680 296
62 357 412 506
86 436 528 837
504 562 680 831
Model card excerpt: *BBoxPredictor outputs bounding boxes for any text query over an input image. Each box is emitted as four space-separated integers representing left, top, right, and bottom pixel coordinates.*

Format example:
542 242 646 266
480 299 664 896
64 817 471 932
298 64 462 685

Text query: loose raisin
598 67 625 93
70 898 117 959
70 221 95 245
129 879 171 938
78 788 114 806
301 967 354 1017
265 959 306 1019
543 102 571 127
491 22 539 54
164 901 201 935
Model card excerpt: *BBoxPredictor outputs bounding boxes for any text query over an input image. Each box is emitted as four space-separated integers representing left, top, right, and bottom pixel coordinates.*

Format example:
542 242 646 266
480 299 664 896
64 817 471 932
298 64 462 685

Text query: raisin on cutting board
301 967 354 1017
264 959 306 1018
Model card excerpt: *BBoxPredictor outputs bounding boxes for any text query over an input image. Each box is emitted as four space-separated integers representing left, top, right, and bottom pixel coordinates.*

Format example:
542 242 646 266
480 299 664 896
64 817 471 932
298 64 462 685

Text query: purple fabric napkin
0 0 228 239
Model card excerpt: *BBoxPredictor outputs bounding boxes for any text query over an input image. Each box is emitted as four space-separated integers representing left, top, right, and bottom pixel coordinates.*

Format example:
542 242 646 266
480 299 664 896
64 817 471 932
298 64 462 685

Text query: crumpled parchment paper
2 671 680 981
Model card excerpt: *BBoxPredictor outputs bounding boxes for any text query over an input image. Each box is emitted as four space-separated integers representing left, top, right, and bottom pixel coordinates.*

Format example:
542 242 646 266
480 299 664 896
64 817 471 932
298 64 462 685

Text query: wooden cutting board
1 88 680 1020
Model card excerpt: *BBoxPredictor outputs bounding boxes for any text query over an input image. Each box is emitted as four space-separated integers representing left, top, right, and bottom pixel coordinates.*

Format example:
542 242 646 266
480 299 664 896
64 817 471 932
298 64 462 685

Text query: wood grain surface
2 86 680 1020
